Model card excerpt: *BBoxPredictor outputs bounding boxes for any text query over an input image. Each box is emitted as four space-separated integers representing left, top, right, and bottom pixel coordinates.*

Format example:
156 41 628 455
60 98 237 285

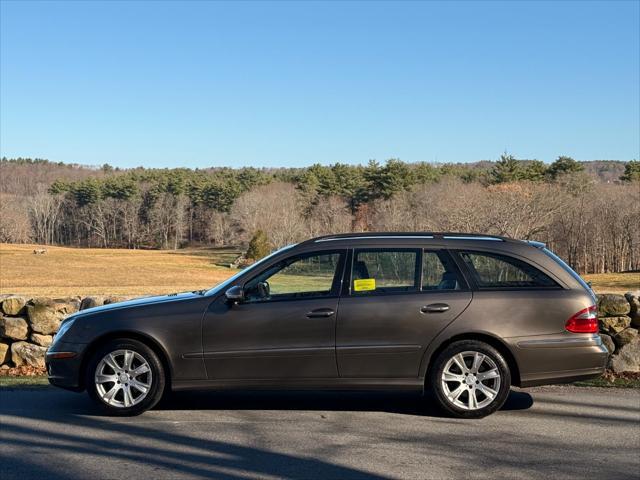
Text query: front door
336 248 472 378
203 250 345 380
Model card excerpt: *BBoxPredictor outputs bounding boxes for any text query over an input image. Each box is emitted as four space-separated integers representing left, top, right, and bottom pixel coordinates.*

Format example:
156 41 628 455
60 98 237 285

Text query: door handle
421 303 450 313
306 308 335 318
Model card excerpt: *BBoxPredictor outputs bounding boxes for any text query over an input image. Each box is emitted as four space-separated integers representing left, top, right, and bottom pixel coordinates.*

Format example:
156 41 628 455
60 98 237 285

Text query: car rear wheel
429 340 511 418
85 338 165 416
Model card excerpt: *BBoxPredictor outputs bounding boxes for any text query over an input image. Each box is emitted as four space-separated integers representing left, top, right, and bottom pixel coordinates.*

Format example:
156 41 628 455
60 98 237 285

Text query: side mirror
225 285 244 303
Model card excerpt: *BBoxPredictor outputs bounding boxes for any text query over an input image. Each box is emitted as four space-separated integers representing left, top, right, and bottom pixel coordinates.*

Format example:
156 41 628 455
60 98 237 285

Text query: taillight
565 305 598 333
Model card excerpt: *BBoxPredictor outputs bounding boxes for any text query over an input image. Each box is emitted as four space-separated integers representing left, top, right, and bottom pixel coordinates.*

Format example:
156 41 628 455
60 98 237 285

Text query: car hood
75 292 202 317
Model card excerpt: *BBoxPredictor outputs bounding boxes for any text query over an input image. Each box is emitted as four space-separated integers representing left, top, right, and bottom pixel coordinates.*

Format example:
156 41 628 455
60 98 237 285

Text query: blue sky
1 1 638 169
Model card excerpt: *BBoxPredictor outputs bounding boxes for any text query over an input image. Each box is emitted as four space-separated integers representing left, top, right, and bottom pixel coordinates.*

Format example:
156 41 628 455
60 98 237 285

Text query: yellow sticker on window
353 278 376 292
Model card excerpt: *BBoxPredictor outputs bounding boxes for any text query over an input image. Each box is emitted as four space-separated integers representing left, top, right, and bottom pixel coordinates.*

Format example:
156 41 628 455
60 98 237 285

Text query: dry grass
1 243 638 297
0 243 241 297
583 272 640 294
0 376 49 387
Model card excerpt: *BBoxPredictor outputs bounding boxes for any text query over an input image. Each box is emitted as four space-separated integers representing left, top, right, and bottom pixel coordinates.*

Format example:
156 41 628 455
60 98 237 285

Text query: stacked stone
0 296 78 369
597 292 640 373
0 295 127 370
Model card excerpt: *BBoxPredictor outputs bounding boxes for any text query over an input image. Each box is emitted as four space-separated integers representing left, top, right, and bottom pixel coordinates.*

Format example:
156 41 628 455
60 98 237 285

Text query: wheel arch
79 330 173 391
423 332 521 388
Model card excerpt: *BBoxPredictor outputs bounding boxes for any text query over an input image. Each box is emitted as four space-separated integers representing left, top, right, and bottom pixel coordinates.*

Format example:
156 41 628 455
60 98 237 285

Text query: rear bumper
508 334 608 388
45 341 86 392
519 367 605 387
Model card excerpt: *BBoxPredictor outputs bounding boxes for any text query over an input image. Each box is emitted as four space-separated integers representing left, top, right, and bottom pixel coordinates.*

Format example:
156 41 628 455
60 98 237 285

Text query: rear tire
85 338 165 416
428 340 511 419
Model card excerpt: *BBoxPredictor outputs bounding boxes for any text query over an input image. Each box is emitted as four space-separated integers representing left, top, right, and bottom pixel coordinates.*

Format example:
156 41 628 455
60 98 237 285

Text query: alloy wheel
440 350 501 410
94 349 153 408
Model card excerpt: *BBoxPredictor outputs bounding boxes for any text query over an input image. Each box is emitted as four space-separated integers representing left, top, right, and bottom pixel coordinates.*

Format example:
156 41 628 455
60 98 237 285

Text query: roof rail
526 240 546 248
301 232 518 244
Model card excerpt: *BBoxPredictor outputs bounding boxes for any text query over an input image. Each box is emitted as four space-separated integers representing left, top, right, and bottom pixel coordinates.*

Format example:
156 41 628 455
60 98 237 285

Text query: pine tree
547 156 584 179
246 230 270 260
620 160 640 182
490 154 522 184
522 160 548 181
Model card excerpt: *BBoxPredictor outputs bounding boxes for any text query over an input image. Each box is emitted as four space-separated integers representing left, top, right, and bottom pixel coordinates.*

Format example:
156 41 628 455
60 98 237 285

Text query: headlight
52 317 76 345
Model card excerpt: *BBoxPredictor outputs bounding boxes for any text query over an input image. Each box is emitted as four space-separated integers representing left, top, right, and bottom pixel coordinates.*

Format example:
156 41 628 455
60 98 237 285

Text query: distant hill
581 160 627 183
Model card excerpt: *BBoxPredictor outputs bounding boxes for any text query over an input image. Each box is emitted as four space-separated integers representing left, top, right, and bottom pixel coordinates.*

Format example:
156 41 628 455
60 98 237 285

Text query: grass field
0 243 638 297
0 376 49 387
583 272 640 294
0 243 242 296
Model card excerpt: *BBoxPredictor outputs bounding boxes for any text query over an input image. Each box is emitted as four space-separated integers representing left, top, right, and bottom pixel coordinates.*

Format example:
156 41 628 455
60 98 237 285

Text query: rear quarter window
541 246 595 300
457 251 558 289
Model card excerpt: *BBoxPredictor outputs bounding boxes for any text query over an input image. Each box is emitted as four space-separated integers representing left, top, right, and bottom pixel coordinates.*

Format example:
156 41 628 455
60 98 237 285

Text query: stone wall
0 295 127 371
1 292 639 374
597 292 640 373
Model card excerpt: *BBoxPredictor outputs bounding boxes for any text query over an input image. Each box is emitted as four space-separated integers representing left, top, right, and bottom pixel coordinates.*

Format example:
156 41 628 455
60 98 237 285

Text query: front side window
351 249 419 294
458 251 557 289
244 252 342 302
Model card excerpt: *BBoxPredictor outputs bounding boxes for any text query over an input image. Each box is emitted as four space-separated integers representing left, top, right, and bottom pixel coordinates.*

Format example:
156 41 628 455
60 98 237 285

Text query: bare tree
206 210 233 246
149 193 188 249
28 185 63 245
0 193 33 243
231 182 306 248
305 196 353 237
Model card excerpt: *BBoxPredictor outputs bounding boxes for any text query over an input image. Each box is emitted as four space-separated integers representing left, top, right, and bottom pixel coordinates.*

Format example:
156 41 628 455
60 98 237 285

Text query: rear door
336 248 472 378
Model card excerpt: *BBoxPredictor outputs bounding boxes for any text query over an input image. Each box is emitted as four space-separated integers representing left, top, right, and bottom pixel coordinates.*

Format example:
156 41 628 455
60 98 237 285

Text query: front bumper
508 334 609 387
45 341 87 392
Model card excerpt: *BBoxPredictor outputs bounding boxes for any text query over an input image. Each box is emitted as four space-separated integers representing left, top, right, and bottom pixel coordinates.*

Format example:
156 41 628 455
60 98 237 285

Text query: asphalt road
0 385 638 480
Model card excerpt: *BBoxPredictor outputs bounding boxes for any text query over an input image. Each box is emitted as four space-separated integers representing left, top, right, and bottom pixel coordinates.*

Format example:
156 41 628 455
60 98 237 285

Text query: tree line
0 156 638 274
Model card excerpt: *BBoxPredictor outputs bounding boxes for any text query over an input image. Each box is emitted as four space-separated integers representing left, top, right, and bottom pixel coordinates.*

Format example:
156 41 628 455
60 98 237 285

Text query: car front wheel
85 338 165 416
429 340 511 418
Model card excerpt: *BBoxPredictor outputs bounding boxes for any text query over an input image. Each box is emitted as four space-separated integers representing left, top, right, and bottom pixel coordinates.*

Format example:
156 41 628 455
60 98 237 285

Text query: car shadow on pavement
154 388 534 417
1 386 533 417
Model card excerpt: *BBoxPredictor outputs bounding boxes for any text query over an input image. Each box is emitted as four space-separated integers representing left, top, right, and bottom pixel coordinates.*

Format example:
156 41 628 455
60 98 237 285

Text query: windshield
541 246 596 301
204 244 297 296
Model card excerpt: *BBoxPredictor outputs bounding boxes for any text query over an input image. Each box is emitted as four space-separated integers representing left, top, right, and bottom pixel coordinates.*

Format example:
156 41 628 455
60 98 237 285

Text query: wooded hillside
1 156 638 275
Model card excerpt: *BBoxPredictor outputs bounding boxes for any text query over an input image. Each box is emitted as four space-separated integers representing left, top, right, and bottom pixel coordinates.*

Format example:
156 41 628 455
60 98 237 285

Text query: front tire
85 338 165 416
428 340 511 419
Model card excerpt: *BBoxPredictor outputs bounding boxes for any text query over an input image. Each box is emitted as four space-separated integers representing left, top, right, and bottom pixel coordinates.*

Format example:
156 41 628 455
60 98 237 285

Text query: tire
428 340 511 419
85 338 166 416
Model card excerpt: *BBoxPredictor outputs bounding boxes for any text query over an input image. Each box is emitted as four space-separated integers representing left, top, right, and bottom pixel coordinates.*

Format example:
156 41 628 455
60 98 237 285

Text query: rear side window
422 251 462 290
352 249 419 294
541 246 594 300
458 251 558 289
